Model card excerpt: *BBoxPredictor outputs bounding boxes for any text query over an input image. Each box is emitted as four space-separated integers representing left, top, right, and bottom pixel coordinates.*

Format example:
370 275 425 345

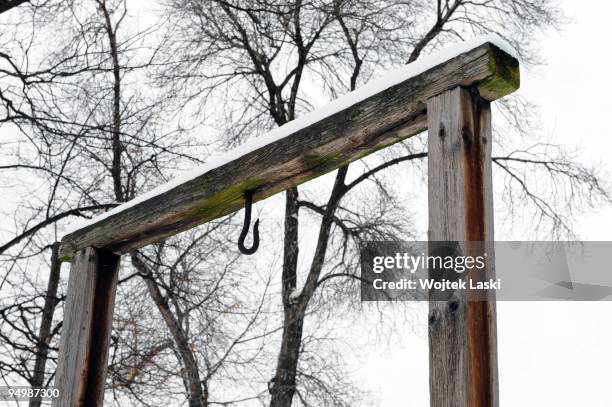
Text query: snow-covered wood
59 36 519 260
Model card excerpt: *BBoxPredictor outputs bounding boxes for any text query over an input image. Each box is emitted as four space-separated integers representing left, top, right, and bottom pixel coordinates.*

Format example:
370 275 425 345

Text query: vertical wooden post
427 87 498 406
53 247 120 407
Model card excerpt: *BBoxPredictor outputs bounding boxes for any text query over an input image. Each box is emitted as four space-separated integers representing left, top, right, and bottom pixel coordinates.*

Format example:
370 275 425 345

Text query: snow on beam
59 35 519 260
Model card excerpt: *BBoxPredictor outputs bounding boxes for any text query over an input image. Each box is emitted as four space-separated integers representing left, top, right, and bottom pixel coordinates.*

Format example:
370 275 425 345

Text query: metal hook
238 190 260 255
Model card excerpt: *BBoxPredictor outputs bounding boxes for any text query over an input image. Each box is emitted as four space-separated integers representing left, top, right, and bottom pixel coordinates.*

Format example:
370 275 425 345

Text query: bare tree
109 226 273 406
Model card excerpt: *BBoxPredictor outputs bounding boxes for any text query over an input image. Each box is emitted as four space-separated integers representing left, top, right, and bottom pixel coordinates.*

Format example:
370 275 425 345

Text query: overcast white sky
359 1 612 405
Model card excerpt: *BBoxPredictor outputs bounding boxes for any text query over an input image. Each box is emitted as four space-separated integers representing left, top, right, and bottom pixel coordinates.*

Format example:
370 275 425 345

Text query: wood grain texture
59 42 518 260
53 247 120 407
427 87 498 407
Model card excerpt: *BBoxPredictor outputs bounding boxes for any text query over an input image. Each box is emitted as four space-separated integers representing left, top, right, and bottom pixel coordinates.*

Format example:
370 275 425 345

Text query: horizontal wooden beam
59 41 519 260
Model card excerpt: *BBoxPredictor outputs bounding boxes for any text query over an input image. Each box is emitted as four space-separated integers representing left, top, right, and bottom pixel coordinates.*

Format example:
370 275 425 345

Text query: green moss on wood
478 45 520 100
58 254 73 263
303 152 344 169
188 177 265 220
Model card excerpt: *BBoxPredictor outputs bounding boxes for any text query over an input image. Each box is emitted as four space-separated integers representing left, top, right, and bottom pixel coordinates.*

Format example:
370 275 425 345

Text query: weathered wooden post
427 87 498 406
53 248 120 407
